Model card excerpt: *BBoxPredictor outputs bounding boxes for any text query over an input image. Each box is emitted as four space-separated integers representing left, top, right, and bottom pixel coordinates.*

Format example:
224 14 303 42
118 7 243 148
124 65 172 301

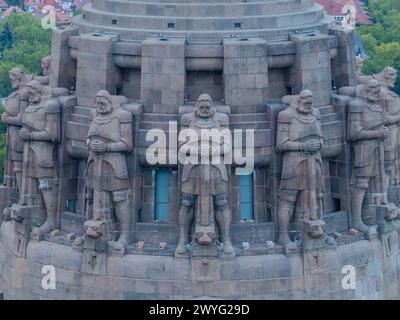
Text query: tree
356 0 400 93
0 13 51 182
0 13 51 96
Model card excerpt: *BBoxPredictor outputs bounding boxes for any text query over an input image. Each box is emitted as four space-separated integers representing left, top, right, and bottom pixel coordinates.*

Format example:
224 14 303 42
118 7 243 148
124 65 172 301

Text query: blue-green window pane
239 174 254 220
67 199 76 213
155 169 170 222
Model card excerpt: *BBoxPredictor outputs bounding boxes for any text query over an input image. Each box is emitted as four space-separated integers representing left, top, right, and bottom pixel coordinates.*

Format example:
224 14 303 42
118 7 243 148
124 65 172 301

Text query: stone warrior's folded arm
384 112 400 126
276 121 303 152
30 104 60 143
2 113 21 126
107 120 133 153
348 111 383 141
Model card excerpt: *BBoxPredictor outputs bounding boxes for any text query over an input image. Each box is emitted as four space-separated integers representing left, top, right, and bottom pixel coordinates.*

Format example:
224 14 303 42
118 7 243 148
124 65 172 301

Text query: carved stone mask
84 220 106 239
10 207 23 223
385 204 399 222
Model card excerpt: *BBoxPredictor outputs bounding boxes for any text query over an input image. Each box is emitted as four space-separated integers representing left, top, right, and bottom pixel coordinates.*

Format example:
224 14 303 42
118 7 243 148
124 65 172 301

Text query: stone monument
1 0 400 300
176 94 234 257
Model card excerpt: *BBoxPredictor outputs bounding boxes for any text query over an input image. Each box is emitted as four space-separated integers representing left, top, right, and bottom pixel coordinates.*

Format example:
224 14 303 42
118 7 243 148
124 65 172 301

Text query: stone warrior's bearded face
196 94 214 118
9 68 24 90
95 92 113 115
297 90 314 114
366 79 381 103
41 57 51 76
384 68 397 89
26 81 42 104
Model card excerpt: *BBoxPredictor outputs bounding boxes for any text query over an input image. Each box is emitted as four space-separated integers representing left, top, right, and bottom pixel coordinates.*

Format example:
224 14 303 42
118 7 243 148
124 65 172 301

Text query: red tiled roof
55 10 70 21
24 0 38 6
0 0 9 8
3 6 23 16
314 0 373 25
73 0 90 9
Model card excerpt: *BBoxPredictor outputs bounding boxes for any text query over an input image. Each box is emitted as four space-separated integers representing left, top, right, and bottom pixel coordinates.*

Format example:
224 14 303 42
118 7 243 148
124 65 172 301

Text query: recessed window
167 23 175 29
112 19 117 25
234 22 242 29
240 173 254 221
82 14 86 19
155 169 170 222
67 199 77 213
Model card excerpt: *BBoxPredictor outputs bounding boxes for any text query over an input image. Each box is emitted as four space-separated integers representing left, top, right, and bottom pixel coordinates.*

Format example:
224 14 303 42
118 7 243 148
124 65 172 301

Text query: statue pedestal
387 186 400 204
10 205 36 257
0 186 18 224
80 237 108 275
302 220 327 251
374 204 399 257
192 242 218 257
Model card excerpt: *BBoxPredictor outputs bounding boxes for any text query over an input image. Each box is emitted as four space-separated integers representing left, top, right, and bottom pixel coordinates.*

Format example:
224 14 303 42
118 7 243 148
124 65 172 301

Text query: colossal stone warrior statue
19 80 61 239
34 56 51 86
348 79 389 234
84 90 133 251
355 56 373 85
374 67 400 192
276 90 325 249
1 68 31 193
175 94 234 256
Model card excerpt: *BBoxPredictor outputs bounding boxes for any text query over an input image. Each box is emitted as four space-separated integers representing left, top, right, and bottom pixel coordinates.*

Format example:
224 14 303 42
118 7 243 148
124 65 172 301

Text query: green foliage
0 104 5 183
73 9 82 16
0 13 51 182
5 0 24 8
0 13 51 97
357 0 400 93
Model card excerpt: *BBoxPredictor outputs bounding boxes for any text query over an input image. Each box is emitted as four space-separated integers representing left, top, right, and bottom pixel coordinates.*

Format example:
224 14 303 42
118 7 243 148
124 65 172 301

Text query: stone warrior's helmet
194 93 216 118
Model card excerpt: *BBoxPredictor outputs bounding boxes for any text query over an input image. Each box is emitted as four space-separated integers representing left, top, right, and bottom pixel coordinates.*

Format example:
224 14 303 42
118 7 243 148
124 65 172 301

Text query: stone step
230 113 268 123
320 113 340 123
318 105 336 115
81 4 324 31
231 121 269 129
73 105 93 117
68 113 90 124
93 0 313 18
141 113 178 122
73 14 329 42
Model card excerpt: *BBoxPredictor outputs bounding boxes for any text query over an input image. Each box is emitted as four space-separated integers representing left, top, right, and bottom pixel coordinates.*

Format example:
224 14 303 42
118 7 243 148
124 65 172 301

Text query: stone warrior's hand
302 139 321 153
89 139 108 153
1 113 7 123
378 127 390 140
19 127 31 141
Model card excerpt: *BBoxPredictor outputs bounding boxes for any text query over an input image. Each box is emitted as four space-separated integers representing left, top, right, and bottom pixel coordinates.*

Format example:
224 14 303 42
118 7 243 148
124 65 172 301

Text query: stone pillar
140 37 186 114
290 33 332 107
330 27 357 88
223 37 268 113
76 33 121 107
50 26 78 89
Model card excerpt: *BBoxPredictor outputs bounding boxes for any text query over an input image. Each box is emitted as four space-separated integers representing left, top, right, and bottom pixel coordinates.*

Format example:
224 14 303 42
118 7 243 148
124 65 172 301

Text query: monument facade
1 0 400 299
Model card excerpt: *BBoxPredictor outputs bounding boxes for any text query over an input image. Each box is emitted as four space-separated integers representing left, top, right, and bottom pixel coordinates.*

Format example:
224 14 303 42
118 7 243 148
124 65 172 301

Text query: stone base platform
0 221 399 299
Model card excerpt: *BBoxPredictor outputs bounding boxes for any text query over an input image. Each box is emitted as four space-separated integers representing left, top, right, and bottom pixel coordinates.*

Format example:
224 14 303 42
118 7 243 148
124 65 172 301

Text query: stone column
223 37 268 113
76 33 121 107
140 37 186 114
330 27 357 89
50 26 78 89
290 33 332 107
